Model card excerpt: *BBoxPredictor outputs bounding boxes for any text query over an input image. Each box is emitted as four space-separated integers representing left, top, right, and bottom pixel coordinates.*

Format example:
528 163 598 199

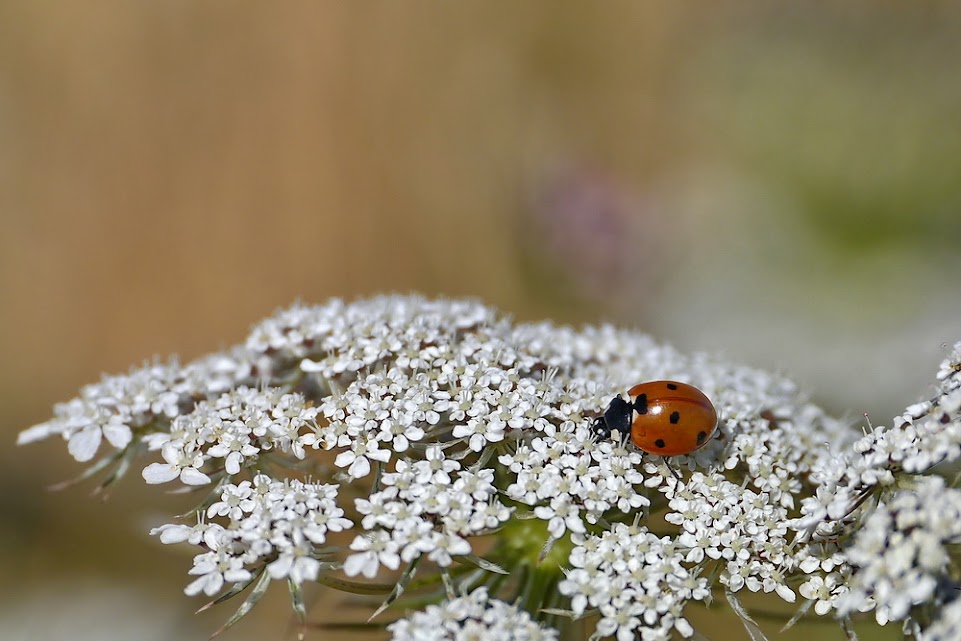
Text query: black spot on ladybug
697 430 708 445
666 383 678 390
654 438 666 448
669 411 680 424
634 394 648 415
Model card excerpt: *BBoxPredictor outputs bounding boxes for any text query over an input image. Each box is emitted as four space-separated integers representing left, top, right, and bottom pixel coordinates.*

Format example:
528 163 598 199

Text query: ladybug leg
663 457 682 481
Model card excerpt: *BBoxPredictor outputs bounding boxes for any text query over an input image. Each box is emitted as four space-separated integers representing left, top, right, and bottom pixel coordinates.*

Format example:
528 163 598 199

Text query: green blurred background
2 3 957 639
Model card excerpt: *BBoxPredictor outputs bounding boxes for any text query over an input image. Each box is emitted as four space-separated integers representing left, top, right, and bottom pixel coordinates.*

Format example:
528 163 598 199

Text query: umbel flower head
18 296 961 640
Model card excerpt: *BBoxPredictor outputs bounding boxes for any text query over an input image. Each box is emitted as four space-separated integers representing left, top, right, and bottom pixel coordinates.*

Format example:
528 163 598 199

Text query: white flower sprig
386 587 558 641
559 523 710 640
141 386 319 485
837 476 961 625
152 474 351 595
18 352 251 463
344 445 512 578
18 296 961 641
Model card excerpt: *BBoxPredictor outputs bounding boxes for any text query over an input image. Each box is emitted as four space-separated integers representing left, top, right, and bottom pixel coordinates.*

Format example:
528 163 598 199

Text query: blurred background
2 2 958 639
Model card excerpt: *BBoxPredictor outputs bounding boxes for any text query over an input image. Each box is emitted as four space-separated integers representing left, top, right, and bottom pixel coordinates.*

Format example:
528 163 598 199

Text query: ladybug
592 381 718 456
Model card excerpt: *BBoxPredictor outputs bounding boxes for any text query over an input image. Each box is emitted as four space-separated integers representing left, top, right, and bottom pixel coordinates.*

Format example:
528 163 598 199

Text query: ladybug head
592 396 633 440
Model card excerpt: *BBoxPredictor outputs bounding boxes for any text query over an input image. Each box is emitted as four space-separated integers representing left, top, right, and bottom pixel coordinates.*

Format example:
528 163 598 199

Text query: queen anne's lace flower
559 523 710 641
386 587 558 641
141 386 319 485
663 471 796 602
20 298 961 640
152 474 351 593
18 352 252 462
344 445 512 577
794 342 961 542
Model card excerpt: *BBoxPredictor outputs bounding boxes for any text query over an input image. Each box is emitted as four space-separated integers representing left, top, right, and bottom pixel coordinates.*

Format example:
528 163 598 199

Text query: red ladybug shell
627 381 717 456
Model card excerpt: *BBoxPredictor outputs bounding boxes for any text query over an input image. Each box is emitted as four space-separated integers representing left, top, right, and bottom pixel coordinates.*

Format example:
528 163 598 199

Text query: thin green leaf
92 442 149 498
538 536 557 563
441 570 456 598
453 554 509 575
311 545 348 556
540 608 577 618
210 569 272 638
196 568 263 613
951 467 961 488
455 568 488 595
176 476 228 520
315 574 395 595
468 444 496 472
725 589 770 641
263 453 316 472
840 616 860 641
406 563 473 591
288 579 306 640
48 449 122 491
368 557 421 622
449 445 475 462
781 598 815 632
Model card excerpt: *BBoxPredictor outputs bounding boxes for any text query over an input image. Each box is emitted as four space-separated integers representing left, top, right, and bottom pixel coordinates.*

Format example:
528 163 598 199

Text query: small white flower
452 417 505 452
534 496 586 539
142 441 210 485
334 436 392 479
426 531 471 567
267 545 321 585
151 520 225 549
344 531 401 579
798 574 843 615
418 445 459 484
184 549 252 597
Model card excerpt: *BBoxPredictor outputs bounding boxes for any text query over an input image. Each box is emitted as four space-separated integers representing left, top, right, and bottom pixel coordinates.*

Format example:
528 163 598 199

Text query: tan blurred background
2 2 957 639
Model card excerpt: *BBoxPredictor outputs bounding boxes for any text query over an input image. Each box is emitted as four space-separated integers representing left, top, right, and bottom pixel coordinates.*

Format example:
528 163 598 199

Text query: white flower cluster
559 523 710 641
386 587 558 641
344 445 512 578
152 474 351 595
18 353 249 462
774 344 961 632
141 387 319 485
499 414 649 538
247 297 498 381
837 476 961 625
795 342 961 542
662 471 795 602
25 296 959 639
